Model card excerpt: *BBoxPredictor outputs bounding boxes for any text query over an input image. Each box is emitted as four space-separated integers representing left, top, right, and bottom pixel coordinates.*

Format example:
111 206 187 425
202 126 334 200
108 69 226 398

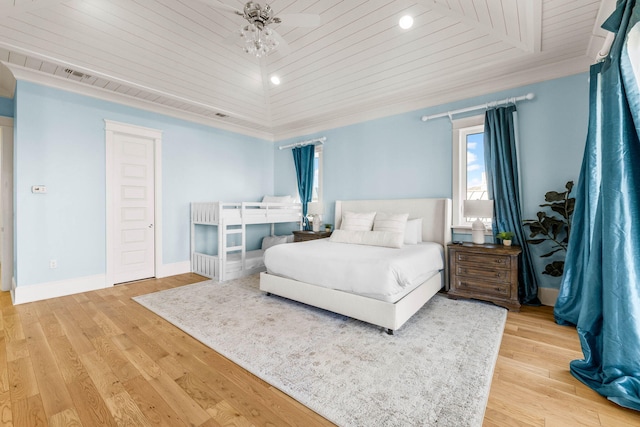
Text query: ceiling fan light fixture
240 22 278 57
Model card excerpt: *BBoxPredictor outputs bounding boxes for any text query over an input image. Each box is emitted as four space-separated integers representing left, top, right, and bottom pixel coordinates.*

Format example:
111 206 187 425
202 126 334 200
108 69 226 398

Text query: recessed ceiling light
270 75 281 85
399 15 414 30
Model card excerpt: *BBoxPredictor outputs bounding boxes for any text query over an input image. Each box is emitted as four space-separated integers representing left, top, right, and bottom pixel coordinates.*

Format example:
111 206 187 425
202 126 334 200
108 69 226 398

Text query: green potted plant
496 231 515 246
324 224 333 232
523 181 575 277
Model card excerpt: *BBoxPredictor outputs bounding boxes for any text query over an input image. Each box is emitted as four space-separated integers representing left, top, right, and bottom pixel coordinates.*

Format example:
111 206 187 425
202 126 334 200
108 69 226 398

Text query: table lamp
307 202 324 232
463 199 493 244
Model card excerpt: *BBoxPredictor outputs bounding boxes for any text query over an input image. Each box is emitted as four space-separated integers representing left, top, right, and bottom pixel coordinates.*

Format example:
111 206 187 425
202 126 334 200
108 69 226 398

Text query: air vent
64 68 91 79
215 113 228 118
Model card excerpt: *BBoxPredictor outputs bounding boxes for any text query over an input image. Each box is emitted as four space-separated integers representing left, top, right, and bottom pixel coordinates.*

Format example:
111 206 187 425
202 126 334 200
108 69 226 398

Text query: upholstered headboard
334 198 452 247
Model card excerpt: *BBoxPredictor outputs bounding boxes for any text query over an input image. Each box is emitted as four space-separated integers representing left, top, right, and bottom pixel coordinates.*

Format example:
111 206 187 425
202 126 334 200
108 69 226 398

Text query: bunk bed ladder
217 204 247 282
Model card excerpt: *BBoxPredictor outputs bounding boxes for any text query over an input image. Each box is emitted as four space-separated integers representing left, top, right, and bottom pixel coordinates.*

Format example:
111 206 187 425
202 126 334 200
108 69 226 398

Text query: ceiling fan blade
276 13 321 27
271 29 291 57
196 0 242 15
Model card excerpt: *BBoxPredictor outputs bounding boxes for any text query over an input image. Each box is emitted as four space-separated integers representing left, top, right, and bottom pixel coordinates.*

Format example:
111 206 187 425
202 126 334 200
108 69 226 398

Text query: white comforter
264 239 444 303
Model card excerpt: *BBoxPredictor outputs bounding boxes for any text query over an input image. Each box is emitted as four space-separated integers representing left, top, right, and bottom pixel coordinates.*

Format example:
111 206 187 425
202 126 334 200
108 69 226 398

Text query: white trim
105 120 163 286
12 274 107 305
157 261 191 278
4 53 589 143
272 57 591 140
6 64 273 141
0 117 14 292
538 287 559 307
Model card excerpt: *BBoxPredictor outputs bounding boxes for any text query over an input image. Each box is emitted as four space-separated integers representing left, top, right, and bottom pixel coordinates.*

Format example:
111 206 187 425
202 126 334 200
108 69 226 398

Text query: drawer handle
494 259 504 264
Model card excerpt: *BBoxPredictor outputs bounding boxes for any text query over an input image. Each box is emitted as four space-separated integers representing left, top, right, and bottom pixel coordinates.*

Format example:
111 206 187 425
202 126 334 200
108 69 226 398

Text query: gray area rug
133 274 507 427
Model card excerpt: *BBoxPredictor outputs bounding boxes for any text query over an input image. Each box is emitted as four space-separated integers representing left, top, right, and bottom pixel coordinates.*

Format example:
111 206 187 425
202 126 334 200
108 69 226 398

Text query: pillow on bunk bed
262 235 292 250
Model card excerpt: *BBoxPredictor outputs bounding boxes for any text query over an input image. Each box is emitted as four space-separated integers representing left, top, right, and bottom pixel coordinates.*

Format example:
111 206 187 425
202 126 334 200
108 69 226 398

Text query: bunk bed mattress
264 239 444 303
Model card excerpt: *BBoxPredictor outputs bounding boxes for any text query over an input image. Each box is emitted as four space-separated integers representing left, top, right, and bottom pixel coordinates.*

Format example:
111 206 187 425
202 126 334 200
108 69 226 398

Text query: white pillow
373 213 409 234
341 211 376 231
404 218 423 245
262 195 292 204
261 235 289 250
329 230 404 248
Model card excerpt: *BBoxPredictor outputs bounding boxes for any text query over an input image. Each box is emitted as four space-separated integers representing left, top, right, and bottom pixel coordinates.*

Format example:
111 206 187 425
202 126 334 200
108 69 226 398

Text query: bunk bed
191 200 302 282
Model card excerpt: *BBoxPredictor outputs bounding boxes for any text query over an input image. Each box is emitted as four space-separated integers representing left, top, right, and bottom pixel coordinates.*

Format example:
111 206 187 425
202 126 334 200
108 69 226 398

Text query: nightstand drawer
456 265 511 283
456 252 511 269
453 277 511 298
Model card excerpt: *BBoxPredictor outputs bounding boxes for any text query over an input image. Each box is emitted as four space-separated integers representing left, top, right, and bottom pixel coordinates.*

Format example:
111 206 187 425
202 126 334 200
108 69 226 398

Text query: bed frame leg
386 328 394 335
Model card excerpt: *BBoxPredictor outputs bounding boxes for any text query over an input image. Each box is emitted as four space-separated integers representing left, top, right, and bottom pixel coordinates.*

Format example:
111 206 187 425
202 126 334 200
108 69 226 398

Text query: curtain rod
420 93 535 122
278 137 326 150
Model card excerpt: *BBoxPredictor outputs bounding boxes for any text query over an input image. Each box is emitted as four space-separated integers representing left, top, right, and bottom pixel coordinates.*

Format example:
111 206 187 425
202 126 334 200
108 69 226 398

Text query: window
452 115 490 229
312 145 323 202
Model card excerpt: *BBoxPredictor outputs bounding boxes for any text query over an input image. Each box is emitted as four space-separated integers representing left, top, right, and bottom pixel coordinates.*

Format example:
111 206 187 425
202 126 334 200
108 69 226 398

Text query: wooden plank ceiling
0 0 609 139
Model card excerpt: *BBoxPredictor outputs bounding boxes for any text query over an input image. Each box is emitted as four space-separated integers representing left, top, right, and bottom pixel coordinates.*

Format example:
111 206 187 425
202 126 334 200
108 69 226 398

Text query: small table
447 243 521 311
293 230 332 242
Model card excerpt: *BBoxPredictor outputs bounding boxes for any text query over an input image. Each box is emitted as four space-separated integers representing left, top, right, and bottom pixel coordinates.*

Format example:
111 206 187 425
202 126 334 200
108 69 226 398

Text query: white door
112 132 155 284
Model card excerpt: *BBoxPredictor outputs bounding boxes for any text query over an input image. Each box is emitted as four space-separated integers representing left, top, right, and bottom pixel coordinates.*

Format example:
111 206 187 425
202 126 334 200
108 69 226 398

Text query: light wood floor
0 274 639 427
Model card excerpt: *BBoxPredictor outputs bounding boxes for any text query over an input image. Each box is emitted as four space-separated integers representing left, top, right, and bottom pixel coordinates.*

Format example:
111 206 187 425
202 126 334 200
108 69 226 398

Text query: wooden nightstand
292 230 332 242
447 243 521 311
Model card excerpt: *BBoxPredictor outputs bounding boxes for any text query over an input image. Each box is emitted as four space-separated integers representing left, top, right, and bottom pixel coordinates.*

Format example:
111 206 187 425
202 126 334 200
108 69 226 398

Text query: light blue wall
14 81 273 287
0 96 13 117
274 73 590 289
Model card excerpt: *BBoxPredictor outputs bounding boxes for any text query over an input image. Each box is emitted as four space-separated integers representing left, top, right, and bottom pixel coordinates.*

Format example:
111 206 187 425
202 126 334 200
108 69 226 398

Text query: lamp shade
463 199 493 220
307 202 324 216
464 199 493 245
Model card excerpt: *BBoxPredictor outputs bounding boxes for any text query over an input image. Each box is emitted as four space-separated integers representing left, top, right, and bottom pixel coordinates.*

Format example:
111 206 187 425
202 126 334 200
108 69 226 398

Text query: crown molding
272 55 592 140
5 64 275 141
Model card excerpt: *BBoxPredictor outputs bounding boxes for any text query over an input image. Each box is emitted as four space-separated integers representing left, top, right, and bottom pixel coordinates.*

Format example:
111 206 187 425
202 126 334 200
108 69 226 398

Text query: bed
259 198 452 334
191 197 301 282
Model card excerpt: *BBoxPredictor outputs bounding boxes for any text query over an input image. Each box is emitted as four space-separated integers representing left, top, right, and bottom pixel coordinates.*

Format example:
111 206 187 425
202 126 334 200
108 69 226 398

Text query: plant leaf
545 191 567 202
527 238 546 244
540 247 565 258
566 181 574 192
542 261 565 276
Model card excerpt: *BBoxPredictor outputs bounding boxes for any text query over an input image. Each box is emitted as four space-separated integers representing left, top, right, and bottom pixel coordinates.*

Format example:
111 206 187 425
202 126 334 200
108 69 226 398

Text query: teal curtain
554 0 640 411
484 106 541 305
292 145 315 230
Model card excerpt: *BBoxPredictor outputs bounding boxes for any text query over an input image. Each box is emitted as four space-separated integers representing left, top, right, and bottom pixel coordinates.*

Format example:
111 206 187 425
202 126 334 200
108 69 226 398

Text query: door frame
0 117 13 292
105 120 163 286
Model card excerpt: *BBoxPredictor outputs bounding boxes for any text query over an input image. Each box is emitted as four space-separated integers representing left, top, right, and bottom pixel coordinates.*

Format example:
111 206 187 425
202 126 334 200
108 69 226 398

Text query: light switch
31 185 47 194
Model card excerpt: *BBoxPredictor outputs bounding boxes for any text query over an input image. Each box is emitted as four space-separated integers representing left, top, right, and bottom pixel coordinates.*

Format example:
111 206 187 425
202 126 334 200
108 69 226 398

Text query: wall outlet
49 259 57 269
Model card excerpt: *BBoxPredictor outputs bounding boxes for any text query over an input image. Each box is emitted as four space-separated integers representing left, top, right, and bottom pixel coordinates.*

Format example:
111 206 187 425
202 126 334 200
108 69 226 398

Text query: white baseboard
538 287 559 307
156 261 191 278
10 262 192 304
12 274 109 305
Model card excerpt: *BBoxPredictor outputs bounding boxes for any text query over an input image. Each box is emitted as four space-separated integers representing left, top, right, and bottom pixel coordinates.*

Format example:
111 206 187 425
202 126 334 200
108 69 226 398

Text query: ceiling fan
200 1 321 58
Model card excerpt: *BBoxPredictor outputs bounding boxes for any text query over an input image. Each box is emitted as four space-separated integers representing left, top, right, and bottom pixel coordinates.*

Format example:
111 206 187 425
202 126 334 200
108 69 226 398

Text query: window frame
452 115 491 232
312 144 323 203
